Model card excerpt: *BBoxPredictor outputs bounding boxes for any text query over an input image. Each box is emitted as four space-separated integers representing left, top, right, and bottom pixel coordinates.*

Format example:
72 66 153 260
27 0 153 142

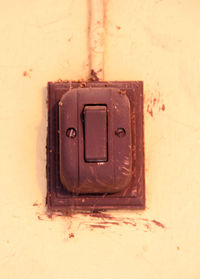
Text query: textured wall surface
1 1 200 278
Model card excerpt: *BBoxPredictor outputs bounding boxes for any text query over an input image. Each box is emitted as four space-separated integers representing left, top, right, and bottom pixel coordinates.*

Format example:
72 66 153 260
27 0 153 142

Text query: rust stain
123 221 136 226
37 215 43 221
98 221 120 226
116 25 121 30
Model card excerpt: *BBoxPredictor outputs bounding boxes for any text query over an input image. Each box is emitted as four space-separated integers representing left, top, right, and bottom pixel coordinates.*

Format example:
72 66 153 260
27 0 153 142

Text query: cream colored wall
1 0 200 278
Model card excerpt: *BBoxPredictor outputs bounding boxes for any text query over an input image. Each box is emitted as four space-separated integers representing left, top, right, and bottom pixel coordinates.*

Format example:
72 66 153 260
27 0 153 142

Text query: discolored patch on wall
145 86 166 117
22 69 32 78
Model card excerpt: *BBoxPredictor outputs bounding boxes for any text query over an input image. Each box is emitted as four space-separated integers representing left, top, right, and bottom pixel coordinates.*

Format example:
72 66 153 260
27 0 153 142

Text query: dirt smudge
69 233 75 238
147 104 153 117
145 87 165 117
151 219 166 229
161 104 165 111
80 212 166 231
90 224 106 229
33 202 41 207
23 69 32 78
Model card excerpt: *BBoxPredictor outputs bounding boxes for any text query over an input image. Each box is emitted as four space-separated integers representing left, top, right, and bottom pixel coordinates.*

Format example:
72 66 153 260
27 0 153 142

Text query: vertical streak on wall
88 0 105 80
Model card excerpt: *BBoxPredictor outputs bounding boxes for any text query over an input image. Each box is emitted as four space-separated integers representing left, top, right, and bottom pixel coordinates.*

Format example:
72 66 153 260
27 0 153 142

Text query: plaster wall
1 1 200 278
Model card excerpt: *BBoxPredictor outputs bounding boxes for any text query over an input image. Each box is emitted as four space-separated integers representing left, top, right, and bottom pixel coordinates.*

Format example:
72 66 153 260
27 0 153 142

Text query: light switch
47 81 145 210
84 105 107 162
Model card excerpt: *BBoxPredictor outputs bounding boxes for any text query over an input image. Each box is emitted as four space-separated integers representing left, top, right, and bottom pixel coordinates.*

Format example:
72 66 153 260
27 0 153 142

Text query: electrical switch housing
47 81 145 211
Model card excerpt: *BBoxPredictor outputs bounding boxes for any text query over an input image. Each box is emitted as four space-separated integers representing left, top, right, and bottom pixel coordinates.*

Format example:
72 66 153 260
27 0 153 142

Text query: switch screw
66 128 77 138
115 128 126 137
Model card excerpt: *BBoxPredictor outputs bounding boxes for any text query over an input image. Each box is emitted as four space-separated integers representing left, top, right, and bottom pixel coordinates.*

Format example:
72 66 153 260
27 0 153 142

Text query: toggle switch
84 105 107 162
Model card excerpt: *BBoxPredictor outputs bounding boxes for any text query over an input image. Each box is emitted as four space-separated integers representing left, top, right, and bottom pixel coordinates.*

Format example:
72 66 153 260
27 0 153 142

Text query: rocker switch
84 105 107 162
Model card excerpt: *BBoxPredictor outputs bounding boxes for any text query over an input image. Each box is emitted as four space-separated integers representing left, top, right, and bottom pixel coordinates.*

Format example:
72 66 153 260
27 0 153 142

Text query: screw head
115 128 126 138
66 128 77 138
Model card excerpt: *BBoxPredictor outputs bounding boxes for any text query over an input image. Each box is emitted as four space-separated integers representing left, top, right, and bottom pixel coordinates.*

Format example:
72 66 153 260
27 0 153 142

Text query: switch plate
47 81 145 211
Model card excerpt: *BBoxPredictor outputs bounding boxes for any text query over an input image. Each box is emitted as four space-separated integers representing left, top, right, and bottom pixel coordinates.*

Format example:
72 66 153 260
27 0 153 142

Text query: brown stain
123 221 136 226
23 69 32 78
177 246 180 251
161 104 165 111
44 212 166 234
84 212 166 231
147 104 153 117
116 25 121 30
153 98 157 106
45 211 53 219
151 219 166 229
145 223 152 231
88 69 99 81
89 212 114 219
69 233 75 238
33 202 39 207
90 224 106 229
145 90 165 117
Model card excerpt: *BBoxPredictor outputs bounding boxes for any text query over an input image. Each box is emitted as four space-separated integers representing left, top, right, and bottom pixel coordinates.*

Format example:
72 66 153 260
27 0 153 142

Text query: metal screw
115 128 126 138
66 128 77 138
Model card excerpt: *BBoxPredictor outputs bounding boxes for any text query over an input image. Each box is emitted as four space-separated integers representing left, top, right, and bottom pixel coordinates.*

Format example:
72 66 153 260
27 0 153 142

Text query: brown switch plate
46 81 145 212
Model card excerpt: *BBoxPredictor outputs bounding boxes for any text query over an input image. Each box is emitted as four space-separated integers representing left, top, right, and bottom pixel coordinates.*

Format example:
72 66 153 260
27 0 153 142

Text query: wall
1 0 200 278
